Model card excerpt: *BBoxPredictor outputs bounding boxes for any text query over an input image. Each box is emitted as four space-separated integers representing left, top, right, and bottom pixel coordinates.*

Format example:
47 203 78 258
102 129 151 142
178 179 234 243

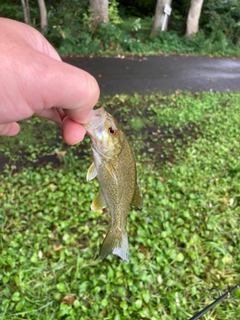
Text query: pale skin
0 18 100 144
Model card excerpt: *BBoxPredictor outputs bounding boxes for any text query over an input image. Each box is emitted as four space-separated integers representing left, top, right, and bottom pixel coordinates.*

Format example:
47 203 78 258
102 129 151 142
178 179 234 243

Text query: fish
83 107 143 262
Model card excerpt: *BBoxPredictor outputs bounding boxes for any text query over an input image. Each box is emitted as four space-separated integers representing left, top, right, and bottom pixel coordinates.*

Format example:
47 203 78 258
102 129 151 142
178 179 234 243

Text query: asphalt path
63 55 240 95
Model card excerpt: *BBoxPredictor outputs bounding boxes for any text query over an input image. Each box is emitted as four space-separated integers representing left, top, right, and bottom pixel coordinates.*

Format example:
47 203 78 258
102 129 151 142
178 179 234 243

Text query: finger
34 107 64 123
31 54 100 124
62 116 87 145
0 122 20 136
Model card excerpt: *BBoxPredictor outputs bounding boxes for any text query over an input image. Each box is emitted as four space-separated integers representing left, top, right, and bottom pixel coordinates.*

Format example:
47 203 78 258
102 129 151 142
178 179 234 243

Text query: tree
21 0 30 24
151 0 172 35
186 0 204 36
89 0 108 26
38 0 48 34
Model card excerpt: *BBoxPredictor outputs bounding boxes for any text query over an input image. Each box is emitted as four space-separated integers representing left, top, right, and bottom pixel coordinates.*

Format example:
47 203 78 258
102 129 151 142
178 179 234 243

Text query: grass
1 91 240 319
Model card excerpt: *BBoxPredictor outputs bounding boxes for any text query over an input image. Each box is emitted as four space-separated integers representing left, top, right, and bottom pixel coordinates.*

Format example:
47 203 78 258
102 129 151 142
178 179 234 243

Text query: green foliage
42 0 89 49
54 12 240 56
202 0 240 45
0 0 39 25
0 2 23 21
53 17 240 57
109 0 123 25
118 0 155 17
1 91 240 318
93 23 126 52
1 0 239 56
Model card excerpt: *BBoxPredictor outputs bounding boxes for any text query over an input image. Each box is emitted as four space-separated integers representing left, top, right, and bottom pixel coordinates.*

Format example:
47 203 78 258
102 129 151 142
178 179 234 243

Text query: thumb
0 122 20 136
28 52 100 123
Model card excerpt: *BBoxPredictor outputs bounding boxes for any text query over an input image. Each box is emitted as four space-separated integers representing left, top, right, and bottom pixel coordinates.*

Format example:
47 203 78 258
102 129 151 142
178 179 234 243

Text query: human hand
0 18 99 144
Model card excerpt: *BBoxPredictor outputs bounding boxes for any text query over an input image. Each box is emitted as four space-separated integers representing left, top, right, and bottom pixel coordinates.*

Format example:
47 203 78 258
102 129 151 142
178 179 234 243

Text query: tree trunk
38 0 48 34
21 0 30 24
151 0 172 36
186 0 204 36
89 0 108 26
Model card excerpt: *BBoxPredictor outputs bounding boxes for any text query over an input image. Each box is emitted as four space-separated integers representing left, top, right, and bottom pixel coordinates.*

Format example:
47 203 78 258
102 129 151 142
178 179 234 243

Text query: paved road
63 55 240 95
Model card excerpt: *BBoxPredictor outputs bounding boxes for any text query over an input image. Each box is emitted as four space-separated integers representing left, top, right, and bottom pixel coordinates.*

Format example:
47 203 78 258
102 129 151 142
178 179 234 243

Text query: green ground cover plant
1 91 240 319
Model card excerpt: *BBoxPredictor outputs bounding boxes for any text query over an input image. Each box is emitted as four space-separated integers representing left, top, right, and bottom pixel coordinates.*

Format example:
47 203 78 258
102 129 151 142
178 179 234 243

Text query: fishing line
188 284 240 320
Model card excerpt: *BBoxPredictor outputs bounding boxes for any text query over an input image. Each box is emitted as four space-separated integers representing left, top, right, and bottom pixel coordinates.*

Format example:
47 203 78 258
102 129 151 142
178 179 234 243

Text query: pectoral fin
91 190 107 212
131 184 143 209
86 163 97 181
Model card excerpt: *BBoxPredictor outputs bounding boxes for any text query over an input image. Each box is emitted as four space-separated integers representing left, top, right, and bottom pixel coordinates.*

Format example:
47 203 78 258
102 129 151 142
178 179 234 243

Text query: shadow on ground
0 101 201 172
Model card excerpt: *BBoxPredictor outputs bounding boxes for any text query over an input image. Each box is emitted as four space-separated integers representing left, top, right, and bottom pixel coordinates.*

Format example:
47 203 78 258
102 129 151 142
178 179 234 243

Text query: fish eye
108 127 117 135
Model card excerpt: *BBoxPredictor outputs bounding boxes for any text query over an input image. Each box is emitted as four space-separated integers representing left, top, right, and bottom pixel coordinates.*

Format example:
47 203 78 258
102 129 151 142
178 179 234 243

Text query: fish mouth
84 107 106 137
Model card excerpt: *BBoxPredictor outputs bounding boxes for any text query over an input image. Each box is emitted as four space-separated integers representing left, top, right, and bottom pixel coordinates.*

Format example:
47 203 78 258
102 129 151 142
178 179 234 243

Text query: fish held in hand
84 108 142 262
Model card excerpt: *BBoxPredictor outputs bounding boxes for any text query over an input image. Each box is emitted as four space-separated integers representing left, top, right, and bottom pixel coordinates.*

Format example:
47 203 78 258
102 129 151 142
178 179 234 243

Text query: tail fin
99 229 129 263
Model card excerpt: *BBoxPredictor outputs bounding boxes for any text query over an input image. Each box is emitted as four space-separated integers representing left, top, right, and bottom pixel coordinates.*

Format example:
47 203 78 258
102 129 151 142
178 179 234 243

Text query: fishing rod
189 284 240 320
